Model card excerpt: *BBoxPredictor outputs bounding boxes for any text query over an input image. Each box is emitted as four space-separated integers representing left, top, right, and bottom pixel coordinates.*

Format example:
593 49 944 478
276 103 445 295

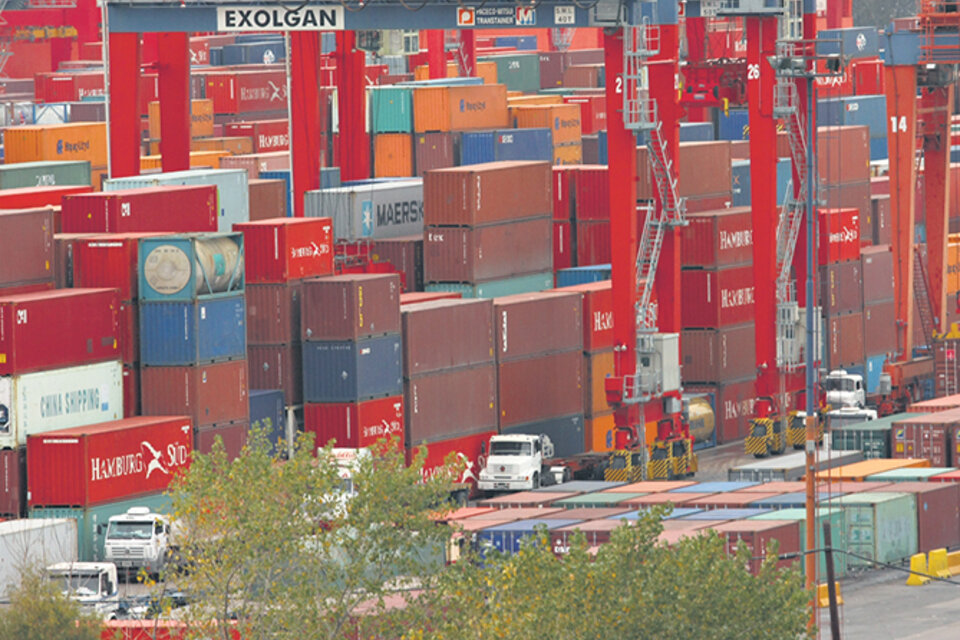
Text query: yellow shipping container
815 458 931 482
148 99 215 140
554 143 583 165
374 133 414 177
948 242 960 294
508 95 564 107
139 150 229 172
585 412 615 453
413 61 497 85
5 123 107 167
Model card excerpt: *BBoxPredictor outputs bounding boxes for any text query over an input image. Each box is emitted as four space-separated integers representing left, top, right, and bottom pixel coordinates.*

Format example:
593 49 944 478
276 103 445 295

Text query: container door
845 505 876 568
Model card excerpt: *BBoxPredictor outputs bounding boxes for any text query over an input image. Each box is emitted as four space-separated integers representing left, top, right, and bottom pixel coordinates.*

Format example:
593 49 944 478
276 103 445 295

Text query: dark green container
830 412 924 459
480 54 541 93
0 160 91 189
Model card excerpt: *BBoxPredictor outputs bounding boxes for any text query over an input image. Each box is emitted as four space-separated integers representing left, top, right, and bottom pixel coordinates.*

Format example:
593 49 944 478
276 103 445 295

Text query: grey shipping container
502 413 585 459
302 334 402 403
727 449 864 482
304 180 423 241
0 161 91 189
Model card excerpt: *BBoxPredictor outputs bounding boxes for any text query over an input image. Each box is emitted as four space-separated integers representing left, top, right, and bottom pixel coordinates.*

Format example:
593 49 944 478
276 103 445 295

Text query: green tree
0 568 100 640
414 506 811 640
163 428 464 640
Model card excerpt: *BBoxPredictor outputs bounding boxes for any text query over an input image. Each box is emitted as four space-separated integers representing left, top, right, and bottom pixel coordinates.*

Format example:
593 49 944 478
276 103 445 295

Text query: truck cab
103 507 173 577
46 562 120 620
824 369 866 409
825 406 878 429
477 434 555 492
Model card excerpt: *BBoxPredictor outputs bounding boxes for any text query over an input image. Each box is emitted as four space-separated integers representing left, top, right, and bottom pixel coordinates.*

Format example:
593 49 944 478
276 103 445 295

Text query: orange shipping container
374 133 414 177
191 137 254 156
514 104 582 145
948 242 960 294
413 84 509 133
584 350 614 417
139 150 228 171
554 143 583 165
414 61 497 85
815 458 931 482
5 123 107 167
148 99 215 140
508 95 564 107
585 411 615 453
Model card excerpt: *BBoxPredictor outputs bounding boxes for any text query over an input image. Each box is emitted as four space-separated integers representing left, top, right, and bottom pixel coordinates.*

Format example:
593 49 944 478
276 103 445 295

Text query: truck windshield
750 423 767 437
106 521 154 540
825 378 855 392
53 573 100 596
490 442 532 456
828 414 870 429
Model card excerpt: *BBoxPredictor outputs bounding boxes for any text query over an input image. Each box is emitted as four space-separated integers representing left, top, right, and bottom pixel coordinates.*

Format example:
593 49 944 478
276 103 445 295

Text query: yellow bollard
817 582 844 608
948 550 960 576
928 549 950 579
906 553 931 586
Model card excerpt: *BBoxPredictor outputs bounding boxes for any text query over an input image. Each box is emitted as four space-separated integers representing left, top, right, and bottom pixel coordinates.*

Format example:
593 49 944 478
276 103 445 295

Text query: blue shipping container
494 128 553 162
249 389 286 454
493 36 538 51
140 295 246 366
209 47 223 67
748 491 848 510
555 264 612 287
477 519 583 555
717 108 749 141
731 160 751 208
597 130 608 164
302 335 402 403
817 27 880 59
501 414 585 458
952 145 960 164
320 167 341 190
865 354 887 395
817 95 886 140
458 131 496 165
679 122 714 142
776 158 793 206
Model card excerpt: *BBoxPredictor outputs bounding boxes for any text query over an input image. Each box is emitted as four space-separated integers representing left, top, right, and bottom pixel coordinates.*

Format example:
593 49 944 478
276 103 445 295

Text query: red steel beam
457 29 477 77
335 32 370 181
107 31 141 179
921 85 953 333
290 31 322 217
685 16 709 122
157 32 190 174
426 30 446 79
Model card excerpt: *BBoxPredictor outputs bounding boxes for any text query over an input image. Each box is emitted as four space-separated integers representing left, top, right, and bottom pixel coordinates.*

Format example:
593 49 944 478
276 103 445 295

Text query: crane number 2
890 116 907 133
615 76 623 94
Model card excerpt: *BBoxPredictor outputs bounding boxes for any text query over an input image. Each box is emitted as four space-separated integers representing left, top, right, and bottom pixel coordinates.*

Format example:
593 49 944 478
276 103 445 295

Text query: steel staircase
914 245 936 352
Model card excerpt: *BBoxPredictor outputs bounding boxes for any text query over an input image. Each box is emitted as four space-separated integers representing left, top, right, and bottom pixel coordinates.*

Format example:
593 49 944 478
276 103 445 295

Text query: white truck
824 369 867 409
477 434 570 492
103 506 177 577
825 406 878 429
46 561 120 620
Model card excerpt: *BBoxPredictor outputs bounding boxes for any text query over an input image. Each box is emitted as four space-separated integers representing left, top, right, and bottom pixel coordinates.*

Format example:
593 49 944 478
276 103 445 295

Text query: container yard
4 0 960 636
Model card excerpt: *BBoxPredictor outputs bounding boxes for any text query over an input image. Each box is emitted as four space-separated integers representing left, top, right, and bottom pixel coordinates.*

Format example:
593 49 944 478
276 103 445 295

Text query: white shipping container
103 168 249 232
0 519 78 595
304 179 423 241
0 360 123 449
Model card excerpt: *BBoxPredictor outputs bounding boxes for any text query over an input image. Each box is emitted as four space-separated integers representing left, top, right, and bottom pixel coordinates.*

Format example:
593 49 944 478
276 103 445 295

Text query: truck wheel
532 472 540 488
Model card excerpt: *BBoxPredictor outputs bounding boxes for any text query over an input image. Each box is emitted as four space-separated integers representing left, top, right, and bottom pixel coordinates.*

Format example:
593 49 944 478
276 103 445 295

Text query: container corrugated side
494 291 582 361
249 389 285 453
405 365 497 445
0 208 55 288
140 360 248 428
401 298 494 376
139 295 246 366
424 217 552 283
301 274 401 341
825 492 918 567
304 180 423 242
0 160 91 189
425 272 553 299
302 335 402 403
422 161 552 226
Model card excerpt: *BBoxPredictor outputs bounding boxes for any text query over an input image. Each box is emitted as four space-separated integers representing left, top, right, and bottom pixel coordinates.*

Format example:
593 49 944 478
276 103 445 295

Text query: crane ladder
914 246 936 352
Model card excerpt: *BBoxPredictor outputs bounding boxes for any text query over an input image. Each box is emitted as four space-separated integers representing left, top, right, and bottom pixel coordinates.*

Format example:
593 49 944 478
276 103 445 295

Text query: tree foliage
411 506 811 640
0 568 100 640
163 428 464 640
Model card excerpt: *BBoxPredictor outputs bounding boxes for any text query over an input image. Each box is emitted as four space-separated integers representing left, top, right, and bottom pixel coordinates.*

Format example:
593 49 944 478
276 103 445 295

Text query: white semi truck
46 561 120 620
103 506 178 576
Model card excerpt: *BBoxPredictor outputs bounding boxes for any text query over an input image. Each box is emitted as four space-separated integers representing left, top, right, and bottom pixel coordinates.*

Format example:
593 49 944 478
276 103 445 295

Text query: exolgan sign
216 6 345 31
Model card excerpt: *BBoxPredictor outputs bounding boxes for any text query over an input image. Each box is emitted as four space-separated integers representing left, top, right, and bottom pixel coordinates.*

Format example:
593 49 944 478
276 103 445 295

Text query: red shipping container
424 217 552 283
852 59 884 95
305 396 404 450
141 360 249 428
189 38 210 66
0 208 55 288
572 165 609 220
557 280 613 353
494 291 582 361
575 220 611 266
863 301 897 357
881 482 960 552
686 378 757 444
408 429 496 497
401 298 494 376
248 344 302 406
61 186 218 234
553 166 576 221
0 281 53 296
818 208 861 265
249 178 289 220
118 301 137 365
0 288 120 375
0 185 92 210
122 365 139 418
820 260 863 316
714 520 801 575
681 323 757 384
27 416 193 508
818 126 870 185
680 208 753 269
195 422 247 461
563 95 606 135
73 233 164 302
554 221 572 271
891 412 960 467
423 161 552 226
498 350 583 428
301 274 401 341
638 140 732 199
234 217 333 284
415 132 456 176
861 244 894 304
400 291 462 305
246 282 301 345
370 236 424 293
0 449 25 517
405 366 497 445
680 265 755 329
204 71 288 114
221 151 290 179
224 119 289 152
826 312 865 369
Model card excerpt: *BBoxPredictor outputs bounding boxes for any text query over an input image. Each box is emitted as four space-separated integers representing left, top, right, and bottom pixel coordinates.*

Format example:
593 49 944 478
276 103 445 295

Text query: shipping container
861 244 894 304
863 301 897 357
817 458 931 482
248 344 301 406
681 323 757 384
0 289 119 375
424 217 552 283
637 140 731 199
401 298 494 376
27 416 192 508
557 280 613 353
0 449 25 517
494 292 582 361
0 185 90 210
305 396 404 450
574 220 611 266
482 54 540 92
423 161 551 226
72 233 163 302
890 410 960 467
818 208 861 264
680 208 753 269
818 126 871 185
685 379 757 444
680 265 755 329
301 274 401 341
223 119 289 153
585 412 615 452
493 128 553 162
374 134 414 178
477 518 583 554
0 160 91 189
415 132 455 176
405 365 497 445
302 335 402 403
583 350 614 418
139 295 246 366
138 233 244 302
749 507 848 577
714 520 801 574
425 272 553 298
147 99 214 140
195 422 247 461
248 388 285 452
412 84 509 132
513 104 581 146
410 428 495 495
820 260 863 315
909 394 960 414
140 360 248 428
4 123 106 167
204 71 288 114
305 180 423 242
826 311 865 369
0 208 55 288
234 217 333 284
457 131 496 166
371 87 413 134
370 236 424 292
246 282 301 345
563 95 605 135
825 492 918 567
727 449 864 482
556 265 613 288
498 350 583 429
221 152 290 180
248 178 288 220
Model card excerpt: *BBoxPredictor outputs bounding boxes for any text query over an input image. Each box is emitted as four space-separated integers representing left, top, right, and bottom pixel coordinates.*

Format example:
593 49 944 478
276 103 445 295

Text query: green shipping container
370 87 413 134
865 467 958 482
0 160 91 189
554 493 647 508
824 492 917 568
481 54 541 93
30 493 171 562
749 507 848 578
831 412 923 459
426 272 553 298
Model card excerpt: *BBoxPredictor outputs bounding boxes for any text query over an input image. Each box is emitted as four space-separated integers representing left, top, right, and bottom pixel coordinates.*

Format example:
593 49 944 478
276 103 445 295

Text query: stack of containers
860 244 896 387
552 166 577 270
400 298 498 482
571 165 611 266
27 416 192 561
890 410 960 467
680 208 757 443
302 274 403 452
304 179 424 244
137 233 248 459
4 123 107 185
639 141 733 213
558 281 616 452
370 236 424 292
0 288 123 518
818 95 888 161
233 217 335 416
423 161 554 298
513 104 583 165
494 291 585 457
816 125 872 246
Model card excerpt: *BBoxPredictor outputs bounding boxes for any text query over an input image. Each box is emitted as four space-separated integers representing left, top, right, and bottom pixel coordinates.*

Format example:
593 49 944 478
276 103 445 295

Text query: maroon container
73 232 163 302
424 217 552 283
246 282 301 345
423 161 552 226
637 140 732 199
248 178 289 220
681 323 757 384
205 71 288 114
680 208 753 269
195 422 247 461
494 291 582 361
863 301 896 357
685 194 734 214
559 281 613 353
54 233 96 288
224 119 289 152
60 186 219 233
141 360 249 428
0 208 55 288
575 220 611 266
401 298 494 377
554 221 572 270
686 378 757 444
122 365 140 418
301 274 401 341
680 265 755 329
867 194 889 246
248 343 302 405
406 365 498 445
820 181 870 241
820 260 863 316
498 350 583 429
715 520 801 575
882 482 960 552
0 288 120 375
222 152 290 180
826 312 865 369
891 411 960 467
572 165 609 220
818 125 870 185
305 396 404 450
370 236 424 292
415 132 455 176
861 244 894 304
0 449 25 518
539 52 566 89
